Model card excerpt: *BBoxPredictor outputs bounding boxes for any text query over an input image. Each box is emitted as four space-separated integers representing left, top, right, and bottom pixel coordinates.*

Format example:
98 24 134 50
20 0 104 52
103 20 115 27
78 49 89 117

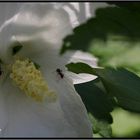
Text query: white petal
0 3 73 63
0 72 92 137
64 50 99 68
0 3 21 27
61 2 109 28
31 49 98 85
66 71 97 85
45 72 93 137
55 78 93 137
61 51 99 84
1 78 77 137
0 91 8 136
0 3 93 137
13 3 72 46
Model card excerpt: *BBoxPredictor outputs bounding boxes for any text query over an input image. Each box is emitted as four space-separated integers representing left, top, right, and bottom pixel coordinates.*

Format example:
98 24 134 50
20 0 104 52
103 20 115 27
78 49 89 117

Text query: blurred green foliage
62 3 140 75
89 114 112 137
111 108 140 137
63 2 140 138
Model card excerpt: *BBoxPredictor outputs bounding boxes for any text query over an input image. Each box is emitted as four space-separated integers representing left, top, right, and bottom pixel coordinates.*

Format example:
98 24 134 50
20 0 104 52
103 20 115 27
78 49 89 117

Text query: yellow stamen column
10 59 57 102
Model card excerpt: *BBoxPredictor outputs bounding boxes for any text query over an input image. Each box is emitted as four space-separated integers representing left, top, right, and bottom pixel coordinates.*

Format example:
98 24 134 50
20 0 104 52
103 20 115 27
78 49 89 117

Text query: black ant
56 68 64 79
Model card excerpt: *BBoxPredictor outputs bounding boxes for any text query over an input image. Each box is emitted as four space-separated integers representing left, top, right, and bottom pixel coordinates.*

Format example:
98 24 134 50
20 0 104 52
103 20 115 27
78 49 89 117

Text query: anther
10 59 57 102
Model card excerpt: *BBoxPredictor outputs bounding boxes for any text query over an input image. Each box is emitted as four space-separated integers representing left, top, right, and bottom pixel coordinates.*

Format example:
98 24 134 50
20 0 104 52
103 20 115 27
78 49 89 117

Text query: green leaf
67 62 140 113
97 68 140 113
66 62 97 75
75 80 115 123
108 2 140 13
89 114 112 138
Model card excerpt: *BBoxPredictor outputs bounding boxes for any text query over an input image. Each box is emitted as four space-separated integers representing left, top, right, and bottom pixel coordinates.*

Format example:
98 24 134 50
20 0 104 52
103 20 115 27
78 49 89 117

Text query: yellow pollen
10 59 57 102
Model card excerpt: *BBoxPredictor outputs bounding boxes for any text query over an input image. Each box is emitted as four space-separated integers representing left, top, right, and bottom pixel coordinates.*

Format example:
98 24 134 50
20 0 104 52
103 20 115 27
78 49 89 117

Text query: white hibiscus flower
0 3 97 137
